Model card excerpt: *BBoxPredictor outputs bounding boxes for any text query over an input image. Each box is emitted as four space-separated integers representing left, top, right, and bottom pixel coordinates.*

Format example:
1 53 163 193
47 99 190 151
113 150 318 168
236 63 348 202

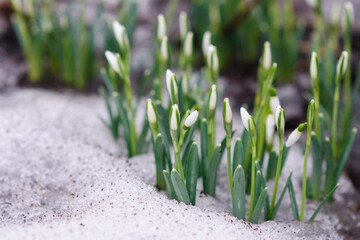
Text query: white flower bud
336 51 348 77
184 111 198 127
157 14 166 41
184 32 193 57
179 11 188 40
263 42 272 70
305 0 317 8
113 21 129 50
266 114 275 146
240 107 251 131
166 70 178 100
344 2 355 26
146 99 157 124
105 51 120 73
330 1 341 26
310 52 318 80
160 36 168 61
170 104 179 131
207 45 219 72
202 31 211 57
270 95 280 116
224 98 232 124
285 123 306 147
209 85 217 111
275 105 285 135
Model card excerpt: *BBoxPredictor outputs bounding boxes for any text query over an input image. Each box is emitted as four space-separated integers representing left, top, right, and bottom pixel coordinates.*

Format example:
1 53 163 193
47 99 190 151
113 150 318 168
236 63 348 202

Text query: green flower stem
174 141 184 182
226 136 233 197
332 74 341 158
269 134 283 218
208 117 215 158
300 129 312 221
248 137 257 221
313 89 320 139
124 76 137 156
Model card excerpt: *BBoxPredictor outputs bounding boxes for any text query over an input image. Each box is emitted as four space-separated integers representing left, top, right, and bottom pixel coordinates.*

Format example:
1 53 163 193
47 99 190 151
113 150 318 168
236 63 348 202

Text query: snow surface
0 88 357 240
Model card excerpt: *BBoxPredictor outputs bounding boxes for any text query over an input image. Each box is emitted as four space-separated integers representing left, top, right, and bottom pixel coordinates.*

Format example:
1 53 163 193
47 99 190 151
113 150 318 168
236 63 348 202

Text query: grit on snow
0 88 358 239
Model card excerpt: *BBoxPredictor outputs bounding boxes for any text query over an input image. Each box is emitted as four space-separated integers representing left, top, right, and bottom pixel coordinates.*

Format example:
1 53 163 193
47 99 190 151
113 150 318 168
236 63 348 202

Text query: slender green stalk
248 137 257 221
331 74 341 157
226 137 232 196
300 132 311 221
269 135 283 218
174 143 184 181
124 76 137 156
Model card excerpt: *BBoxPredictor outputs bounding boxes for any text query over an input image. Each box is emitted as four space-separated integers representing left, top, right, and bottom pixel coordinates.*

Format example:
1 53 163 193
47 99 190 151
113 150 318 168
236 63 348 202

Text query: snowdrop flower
223 98 233 136
285 123 307 147
170 104 180 135
330 1 341 26
207 45 219 71
307 99 315 125
208 85 217 113
270 88 280 115
179 12 188 40
184 32 193 58
263 42 272 70
305 0 317 8
105 51 120 74
160 36 169 61
240 107 251 132
157 14 166 41
184 111 199 128
275 105 285 136
166 70 178 103
266 114 275 146
310 52 318 80
336 51 348 78
113 21 129 51
202 31 211 57
147 99 158 136
344 2 355 26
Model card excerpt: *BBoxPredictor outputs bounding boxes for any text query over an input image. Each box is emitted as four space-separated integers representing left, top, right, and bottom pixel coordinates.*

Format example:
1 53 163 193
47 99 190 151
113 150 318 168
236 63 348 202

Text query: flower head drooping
223 98 233 136
166 70 178 104
179 11 188 40
276 105 285 136
105 51 120 74
266 114 275 147
270 88 280 116
184 110 199 128
157 14 166 41
113 21 129 52
263 41 272 70
184 32 193 58
160 36 169 61
285 123 307 147
202 31 211 58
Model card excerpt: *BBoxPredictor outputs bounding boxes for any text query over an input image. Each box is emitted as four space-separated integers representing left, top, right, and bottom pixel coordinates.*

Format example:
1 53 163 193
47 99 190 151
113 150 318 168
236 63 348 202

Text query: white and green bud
166 69 178 104
207 45 219 82
307 99 315 128
202 31 212 57
263 41 272 70
179 11 188 40
336 51 349 78
157 14 166 41
330 1 341 26
184 32 193 58
266 114 275 146
270 88 280 116
170 104 180 140
223 98 233 136
275 105 285 136
146 99 158 136
285 123 307 147
305 0 317 8
105 51 120 74
240 107 256 142
208 85 217 116
113 21 129 52
344 2 355 26
184 110 199 128
160 36 169 61
310 52 318 80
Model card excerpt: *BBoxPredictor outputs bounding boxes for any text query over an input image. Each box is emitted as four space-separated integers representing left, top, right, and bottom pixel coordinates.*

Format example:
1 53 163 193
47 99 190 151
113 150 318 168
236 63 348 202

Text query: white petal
263 42 272 70
240 107 251 131
113 21 125 48
184 32 193 57
310 52 318 79
146 99 156 124
157 14 166 41
270 96 280 115
179 11 187 39
160 36 168 61
105 51 119 73
209 85 217 111
285 129 302 147
170 105 179 131
166 69 173 96
224 99 232 124
266 114 275 145
202 31 211 56
207 45 216 67
184 111 199 127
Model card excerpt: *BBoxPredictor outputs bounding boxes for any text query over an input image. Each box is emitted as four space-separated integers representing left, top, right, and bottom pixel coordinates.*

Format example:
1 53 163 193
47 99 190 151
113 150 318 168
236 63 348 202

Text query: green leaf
309 184 339 222
232 165 246 220
154 134 166 190
200 119 209 191
270 172 293 220
171 169 191 205
324 138 335 199
163 170 176 199
255 162 270 221
206 144 222 196
135 117 149 155
311 133 322 201
266 151 277 180
250 187 268 224
232 138 244 176
287 176 300 221
254 171 262 208
335 128 357 183
185 143 200 205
